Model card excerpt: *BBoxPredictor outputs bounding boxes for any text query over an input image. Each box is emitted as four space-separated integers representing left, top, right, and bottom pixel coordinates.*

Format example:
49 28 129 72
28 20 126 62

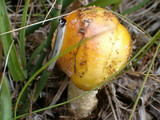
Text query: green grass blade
15 0 64 117
18 70 51 115
27 41 45 66
122 0 150 15
131 35 159 68
19 18 66 114
25 17 46 36
25 0 73 36
112 0 122 10
40 0 49 13
62 0 74 11
33 70 51 100
0 38 2 73
0 76 12 120
31 0 63 74
129 41 160 120
86 0 121 7
0 0 26 81
19 0 30 68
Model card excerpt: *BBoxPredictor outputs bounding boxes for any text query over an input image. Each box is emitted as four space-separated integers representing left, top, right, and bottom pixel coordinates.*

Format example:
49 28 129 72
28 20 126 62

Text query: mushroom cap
56 6 132 90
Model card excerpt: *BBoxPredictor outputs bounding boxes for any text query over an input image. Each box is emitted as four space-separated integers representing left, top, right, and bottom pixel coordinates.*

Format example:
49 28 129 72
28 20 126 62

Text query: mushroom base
68 82 98 118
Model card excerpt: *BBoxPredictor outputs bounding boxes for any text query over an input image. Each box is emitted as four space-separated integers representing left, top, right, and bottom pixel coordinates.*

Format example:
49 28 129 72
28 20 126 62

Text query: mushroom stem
68 81 98 118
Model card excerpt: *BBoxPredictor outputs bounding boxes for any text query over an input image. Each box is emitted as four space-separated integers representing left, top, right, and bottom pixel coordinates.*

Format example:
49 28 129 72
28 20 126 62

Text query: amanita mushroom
54 6 132 118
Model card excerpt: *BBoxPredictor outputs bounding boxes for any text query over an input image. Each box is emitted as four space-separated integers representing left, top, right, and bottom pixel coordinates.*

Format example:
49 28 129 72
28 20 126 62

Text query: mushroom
55 6 132 118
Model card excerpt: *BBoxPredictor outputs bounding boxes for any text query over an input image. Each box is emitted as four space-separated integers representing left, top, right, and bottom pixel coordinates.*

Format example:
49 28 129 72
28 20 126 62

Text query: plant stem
31 0 63 74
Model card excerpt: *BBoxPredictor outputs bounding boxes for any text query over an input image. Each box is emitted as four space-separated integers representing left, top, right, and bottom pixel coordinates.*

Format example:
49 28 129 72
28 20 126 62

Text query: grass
0 0 160 120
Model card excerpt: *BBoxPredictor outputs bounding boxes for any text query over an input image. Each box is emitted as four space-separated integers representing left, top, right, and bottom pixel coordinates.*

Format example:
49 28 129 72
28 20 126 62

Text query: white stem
68 82 98 118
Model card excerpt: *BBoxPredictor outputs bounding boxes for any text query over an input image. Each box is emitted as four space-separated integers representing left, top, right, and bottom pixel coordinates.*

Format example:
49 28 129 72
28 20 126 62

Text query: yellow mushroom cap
56 6 132 91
